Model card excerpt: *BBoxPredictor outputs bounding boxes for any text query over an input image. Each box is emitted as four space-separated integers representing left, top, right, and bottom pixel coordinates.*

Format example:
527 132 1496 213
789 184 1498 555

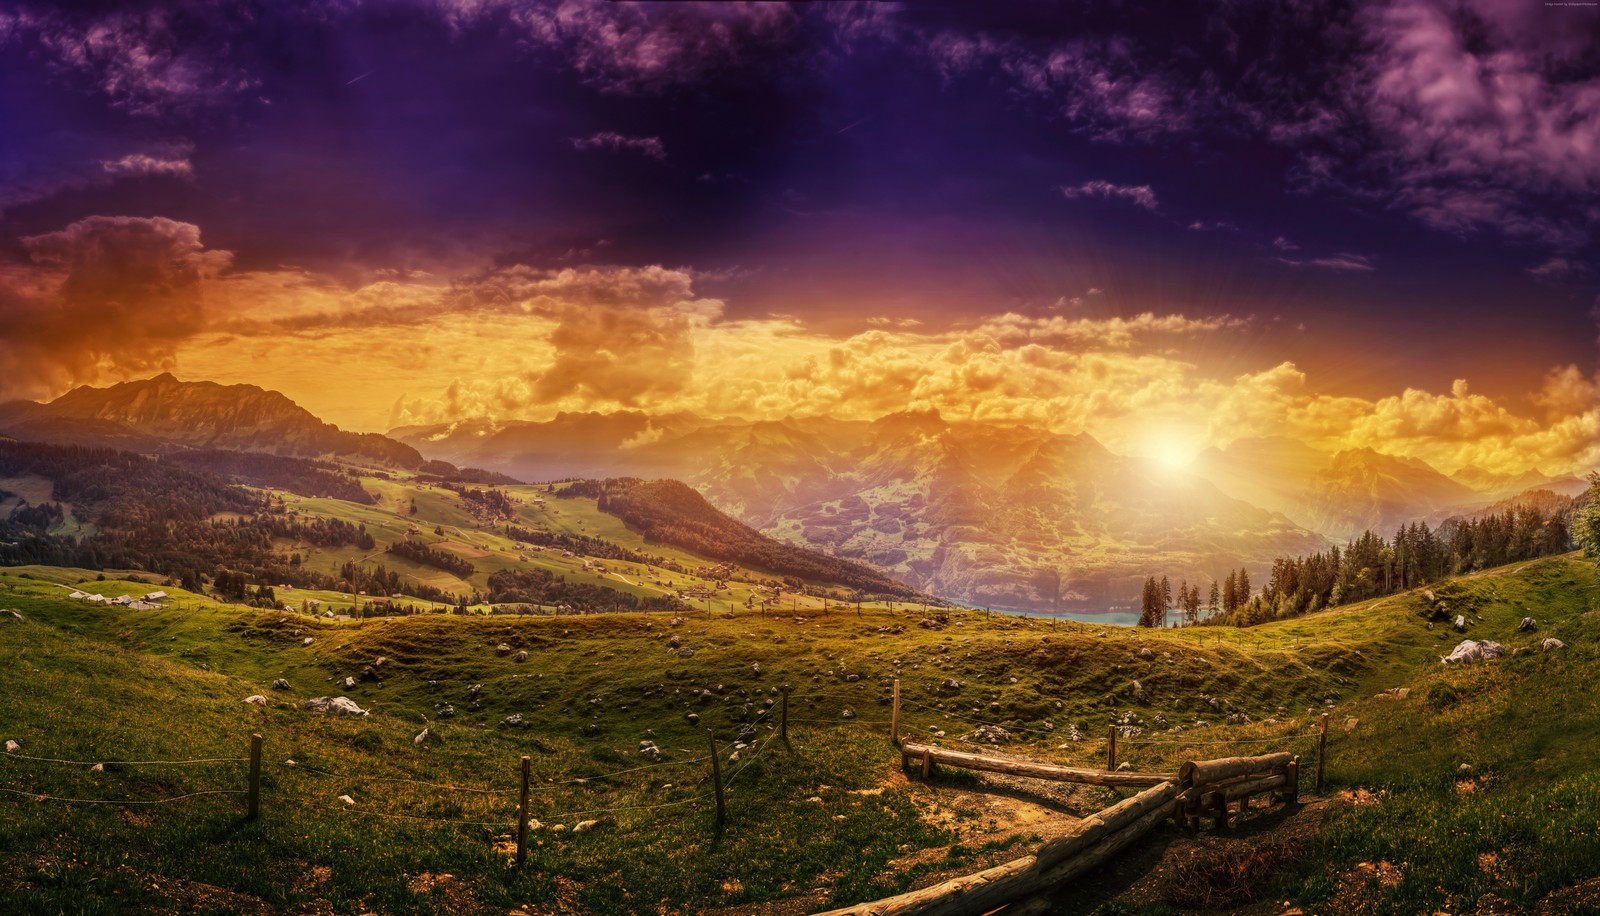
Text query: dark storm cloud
0 215 231 396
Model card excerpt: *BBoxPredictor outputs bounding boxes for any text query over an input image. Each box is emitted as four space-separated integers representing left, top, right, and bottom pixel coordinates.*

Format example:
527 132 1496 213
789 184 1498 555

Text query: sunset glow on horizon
2 0 1597 479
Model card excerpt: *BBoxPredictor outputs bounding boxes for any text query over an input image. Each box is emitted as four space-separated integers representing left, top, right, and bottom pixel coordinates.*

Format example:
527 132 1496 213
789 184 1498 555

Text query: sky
1 0 1597 476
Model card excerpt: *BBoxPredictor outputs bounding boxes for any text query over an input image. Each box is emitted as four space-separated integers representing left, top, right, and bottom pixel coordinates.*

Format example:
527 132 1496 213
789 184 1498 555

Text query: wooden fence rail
830 748 1301 914
900 742 1174 789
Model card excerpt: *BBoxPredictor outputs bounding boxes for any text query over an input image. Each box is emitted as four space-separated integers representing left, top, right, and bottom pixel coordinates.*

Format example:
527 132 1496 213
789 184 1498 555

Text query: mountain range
4 375 1589 611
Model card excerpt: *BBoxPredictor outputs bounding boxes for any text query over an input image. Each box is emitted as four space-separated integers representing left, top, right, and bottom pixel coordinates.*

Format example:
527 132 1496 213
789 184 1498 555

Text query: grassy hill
2 554 1598 912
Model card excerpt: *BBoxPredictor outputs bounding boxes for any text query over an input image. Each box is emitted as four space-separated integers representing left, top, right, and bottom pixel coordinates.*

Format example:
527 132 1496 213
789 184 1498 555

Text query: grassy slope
1 554 1597 913
273 476 880 615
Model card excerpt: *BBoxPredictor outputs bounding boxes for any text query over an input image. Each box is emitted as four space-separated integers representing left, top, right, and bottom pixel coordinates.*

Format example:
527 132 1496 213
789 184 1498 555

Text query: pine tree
1159 575 1172 627
1207 579 1220 615
1236 568 1251 603
1222 571 1237 613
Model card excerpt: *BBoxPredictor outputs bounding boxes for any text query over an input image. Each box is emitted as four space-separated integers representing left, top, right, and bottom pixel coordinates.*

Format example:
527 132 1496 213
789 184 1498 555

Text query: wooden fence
818 740 1301 915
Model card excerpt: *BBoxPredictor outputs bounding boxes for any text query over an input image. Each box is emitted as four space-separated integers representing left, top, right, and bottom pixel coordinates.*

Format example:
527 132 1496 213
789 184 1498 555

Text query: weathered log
1202 773 1287 808
900 743 1174 788
1034 781 1181 871
1179 752 1292 788
813 781 1179 916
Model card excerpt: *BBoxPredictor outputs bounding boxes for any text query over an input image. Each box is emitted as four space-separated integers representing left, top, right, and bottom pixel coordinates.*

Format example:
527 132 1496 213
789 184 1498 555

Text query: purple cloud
1276 253 1375 272
1061 180 1158 211
570 131 667 161
500 1 799 95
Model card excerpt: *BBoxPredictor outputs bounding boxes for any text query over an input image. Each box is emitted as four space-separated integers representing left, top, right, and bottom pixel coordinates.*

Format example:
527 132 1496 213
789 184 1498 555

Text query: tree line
1141 500 1577 628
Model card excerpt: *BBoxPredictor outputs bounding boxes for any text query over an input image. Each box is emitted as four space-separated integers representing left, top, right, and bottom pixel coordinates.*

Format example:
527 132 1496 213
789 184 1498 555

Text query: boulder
501 714 525 728
343 676 357 689
1454 615 1467 632
272 678 291 690
5 739 19 753
1441 639 1505 664
668 635 682 648
304 696 368 716
515 650 528 663
1542 638 1566 652
677 648 695 658
1519 617 1538 632
243 695 268 706
414 727 429 745
1138 647 1154 660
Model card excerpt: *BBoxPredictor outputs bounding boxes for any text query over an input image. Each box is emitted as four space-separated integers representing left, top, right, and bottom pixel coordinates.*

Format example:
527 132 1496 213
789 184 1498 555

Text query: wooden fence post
1315 713 1329 793
1106 725 1117 772
517 755 530 865
890 679 901 747
1284 756 1299 805
779 686 790 745
707 730 727 829
247 733 262 820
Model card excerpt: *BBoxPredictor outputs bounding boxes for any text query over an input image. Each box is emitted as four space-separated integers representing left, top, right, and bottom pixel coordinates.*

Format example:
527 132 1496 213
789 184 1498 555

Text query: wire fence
0 678 1330 849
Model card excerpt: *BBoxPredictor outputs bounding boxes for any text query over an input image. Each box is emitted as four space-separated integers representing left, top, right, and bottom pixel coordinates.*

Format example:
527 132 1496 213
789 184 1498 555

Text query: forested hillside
573 477 922 599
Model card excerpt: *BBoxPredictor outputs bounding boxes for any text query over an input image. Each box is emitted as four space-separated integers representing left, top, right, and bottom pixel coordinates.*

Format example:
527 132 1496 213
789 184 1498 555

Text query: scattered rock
343 676 357 689
670 617 683 627
1138 647 1154 660
960 724 1012 744
573 819 600 833
496 644 512 655
338 794 356 806
841 708 856 720
413 727 429 745
374 656 389 668
1458 763 1473 776
1542 638 1566 652
302 637 314 646
845 673 860 682
272 678 290 690
90 763 104 773
677 648 695 658
940 678 965 690
4 740 18 753
515 650 528 663
1376 687 1410 700
435 704 455 718
501 714 526 728
243 695 268 706
1343 717 1359 733
304 696 368 716
750 663 761 676
685 712 700 725
668 635 682 648
1454 615 1468 632
1441 639 1505 664
1519 617 1538 632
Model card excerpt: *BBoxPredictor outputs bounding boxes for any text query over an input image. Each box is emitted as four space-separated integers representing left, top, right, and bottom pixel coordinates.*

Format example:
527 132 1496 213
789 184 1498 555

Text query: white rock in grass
338 794 356 806
272 678 291 690
573 819 599 833
343 677 356 689
5 740 19 753
1542 638 1566 652
302 637 315 646
1519 617 1538 632
304 696 368 716
244 695 268 706
414 727 429 745
1441 640 1505 664
1454 615 1467 632
515 650 528 662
